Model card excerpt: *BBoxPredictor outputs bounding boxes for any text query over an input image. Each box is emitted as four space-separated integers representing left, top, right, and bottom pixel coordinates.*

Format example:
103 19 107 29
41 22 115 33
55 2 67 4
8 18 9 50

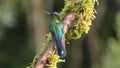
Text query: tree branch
35 41 55 68
34 12 76 68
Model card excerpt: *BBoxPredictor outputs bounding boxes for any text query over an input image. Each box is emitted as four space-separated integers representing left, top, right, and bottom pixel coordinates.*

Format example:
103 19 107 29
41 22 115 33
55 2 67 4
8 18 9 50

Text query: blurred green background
0 0 120 68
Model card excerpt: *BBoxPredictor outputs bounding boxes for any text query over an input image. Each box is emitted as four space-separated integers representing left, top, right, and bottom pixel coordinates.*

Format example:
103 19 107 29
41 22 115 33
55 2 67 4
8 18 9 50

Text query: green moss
27 33 52 68
60 0 98 40
46 52 65 68
27 0 98 68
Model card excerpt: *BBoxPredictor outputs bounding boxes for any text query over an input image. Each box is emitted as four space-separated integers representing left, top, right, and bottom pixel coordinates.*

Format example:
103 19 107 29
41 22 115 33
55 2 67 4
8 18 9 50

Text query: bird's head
43 11 60 20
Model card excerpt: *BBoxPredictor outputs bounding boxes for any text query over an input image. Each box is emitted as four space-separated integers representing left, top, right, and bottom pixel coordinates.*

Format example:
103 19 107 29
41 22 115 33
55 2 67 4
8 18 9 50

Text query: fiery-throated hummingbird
44 11 66 57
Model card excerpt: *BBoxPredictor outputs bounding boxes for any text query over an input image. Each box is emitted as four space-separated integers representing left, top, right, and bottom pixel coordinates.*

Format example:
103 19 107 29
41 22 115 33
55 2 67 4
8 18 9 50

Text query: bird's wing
51 23 66 57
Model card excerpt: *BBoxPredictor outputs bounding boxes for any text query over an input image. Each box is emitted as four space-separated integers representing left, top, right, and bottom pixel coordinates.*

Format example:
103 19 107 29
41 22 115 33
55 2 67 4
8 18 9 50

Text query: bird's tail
55 38 66 57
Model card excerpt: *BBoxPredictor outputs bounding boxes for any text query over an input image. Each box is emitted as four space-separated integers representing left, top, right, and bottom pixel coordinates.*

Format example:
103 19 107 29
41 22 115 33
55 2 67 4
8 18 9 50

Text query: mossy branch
27 0 98 68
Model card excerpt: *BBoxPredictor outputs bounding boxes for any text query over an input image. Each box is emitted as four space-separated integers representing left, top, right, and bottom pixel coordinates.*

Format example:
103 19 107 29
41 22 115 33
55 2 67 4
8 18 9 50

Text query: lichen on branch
27 0 98 68
60 0 98 39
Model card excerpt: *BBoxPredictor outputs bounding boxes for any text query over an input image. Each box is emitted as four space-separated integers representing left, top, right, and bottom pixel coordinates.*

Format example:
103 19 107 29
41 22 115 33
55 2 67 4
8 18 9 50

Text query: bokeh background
0 0 120 68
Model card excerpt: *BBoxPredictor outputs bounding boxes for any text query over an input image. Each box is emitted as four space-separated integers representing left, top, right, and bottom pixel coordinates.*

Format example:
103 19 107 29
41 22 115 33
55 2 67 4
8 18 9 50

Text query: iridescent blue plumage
46 12 66 57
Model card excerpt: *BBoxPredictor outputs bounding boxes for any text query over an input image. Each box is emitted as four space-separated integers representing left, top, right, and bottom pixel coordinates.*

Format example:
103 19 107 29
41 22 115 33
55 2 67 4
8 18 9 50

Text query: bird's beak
43 11 51 15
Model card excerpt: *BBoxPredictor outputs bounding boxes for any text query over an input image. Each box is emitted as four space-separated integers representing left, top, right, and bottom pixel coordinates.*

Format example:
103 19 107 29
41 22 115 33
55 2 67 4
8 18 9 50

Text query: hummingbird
44 11 66 57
